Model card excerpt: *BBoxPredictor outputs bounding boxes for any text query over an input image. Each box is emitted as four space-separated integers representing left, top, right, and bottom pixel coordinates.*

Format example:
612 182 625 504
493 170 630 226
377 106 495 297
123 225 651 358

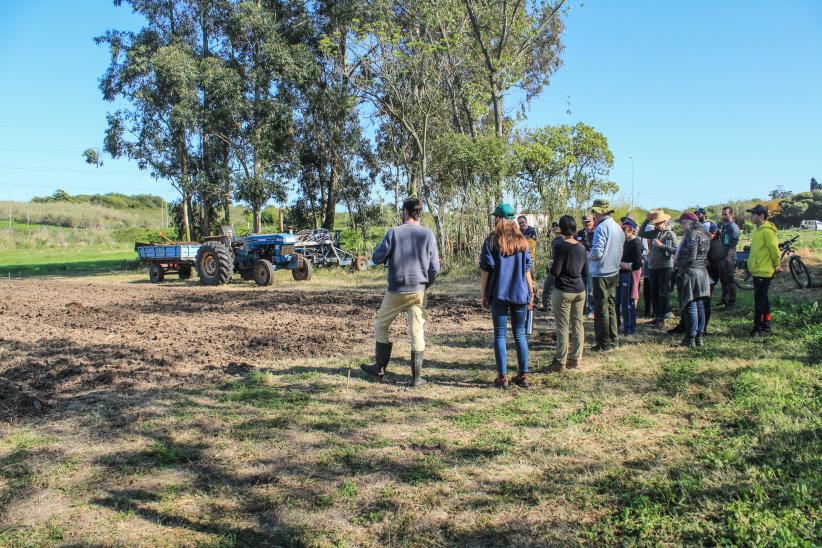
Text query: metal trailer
135 243 202 283
293 229 369 271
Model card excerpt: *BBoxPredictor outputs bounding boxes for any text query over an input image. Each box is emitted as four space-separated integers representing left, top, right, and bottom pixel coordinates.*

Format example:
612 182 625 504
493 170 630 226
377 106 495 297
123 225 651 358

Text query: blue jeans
685 299 706 338
584 270 594 315
616 271 636 334
491 300 529 376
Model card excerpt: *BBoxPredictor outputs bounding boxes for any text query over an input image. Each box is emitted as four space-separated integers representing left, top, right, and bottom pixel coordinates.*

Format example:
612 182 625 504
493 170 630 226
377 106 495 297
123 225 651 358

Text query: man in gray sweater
361 198 440 386
589 199 625 350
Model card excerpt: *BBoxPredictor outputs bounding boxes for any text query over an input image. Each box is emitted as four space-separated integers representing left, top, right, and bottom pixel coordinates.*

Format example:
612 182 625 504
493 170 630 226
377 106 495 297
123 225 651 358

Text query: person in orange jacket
745 204 783 337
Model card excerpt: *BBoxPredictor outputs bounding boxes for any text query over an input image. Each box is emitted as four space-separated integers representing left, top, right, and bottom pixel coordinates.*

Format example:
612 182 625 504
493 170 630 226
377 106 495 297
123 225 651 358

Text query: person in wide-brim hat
646 209 671 225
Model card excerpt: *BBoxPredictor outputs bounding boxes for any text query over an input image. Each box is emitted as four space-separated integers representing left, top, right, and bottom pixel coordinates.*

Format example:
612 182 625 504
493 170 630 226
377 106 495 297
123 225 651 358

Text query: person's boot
695 335 704 347
566 358 581 369
410 351 427 387
512 372 529 388
547 359 565 372
680 336 695 348
361 342 392 378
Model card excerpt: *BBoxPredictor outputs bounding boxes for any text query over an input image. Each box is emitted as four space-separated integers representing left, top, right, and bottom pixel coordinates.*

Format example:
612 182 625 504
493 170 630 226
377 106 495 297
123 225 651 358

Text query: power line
0 144 84 156
0 163 140 175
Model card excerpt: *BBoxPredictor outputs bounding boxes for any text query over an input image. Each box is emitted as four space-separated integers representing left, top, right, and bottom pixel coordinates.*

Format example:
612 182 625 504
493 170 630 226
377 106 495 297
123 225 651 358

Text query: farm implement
294 229 369 271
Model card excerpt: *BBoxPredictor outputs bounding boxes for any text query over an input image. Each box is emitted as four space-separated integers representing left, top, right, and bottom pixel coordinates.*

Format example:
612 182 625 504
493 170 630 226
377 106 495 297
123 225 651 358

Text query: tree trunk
323 158 338 229
180 134 192 241
253 207 262 234
181 190 191 242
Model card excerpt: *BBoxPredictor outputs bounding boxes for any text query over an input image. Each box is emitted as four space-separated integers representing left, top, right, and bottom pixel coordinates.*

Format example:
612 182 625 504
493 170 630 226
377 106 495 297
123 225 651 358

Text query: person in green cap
588 198 625 351
479 203 536 388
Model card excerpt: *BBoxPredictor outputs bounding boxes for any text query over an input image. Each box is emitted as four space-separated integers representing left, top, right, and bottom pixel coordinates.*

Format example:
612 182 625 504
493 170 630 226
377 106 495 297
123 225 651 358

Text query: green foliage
512 123 617 220
338 227 387 257
0 200 162 232
31 190 164 210
775 190 822 228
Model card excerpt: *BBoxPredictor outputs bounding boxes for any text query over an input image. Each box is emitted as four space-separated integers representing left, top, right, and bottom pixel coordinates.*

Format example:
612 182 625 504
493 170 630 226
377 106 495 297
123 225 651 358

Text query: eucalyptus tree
95 0 202 240
297 0 375 230
220 0 313 233
462 0 567 140
512 123 616 223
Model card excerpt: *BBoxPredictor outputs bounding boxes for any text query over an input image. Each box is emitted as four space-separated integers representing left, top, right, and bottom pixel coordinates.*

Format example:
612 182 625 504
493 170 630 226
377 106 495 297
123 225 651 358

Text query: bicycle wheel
789 256 812 289
735 269 754 290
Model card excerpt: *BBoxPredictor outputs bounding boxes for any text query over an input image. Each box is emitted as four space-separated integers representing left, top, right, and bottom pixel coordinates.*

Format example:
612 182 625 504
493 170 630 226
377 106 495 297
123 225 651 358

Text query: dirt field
1 270 819 546
0 274 484 415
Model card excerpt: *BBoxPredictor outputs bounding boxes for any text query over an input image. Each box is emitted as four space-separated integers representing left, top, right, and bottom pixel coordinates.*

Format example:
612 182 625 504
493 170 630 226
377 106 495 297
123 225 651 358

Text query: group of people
360 197 783 389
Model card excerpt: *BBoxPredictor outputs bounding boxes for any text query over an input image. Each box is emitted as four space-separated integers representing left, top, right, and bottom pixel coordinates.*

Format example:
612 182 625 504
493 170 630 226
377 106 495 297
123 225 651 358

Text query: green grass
0 273 819 545
0 243 137 277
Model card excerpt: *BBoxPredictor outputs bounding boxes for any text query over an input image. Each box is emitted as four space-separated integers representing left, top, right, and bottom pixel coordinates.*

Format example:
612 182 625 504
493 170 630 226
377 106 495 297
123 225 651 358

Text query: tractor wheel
178 265 193 280
195 241 234 286
149 264 165 283
292 254 314 281
353 256 369 271
253 259 275 286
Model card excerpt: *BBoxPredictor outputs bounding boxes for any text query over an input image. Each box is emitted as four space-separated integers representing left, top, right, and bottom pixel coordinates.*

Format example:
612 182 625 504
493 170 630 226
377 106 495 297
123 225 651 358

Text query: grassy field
0 266 819 546
0 243 136 277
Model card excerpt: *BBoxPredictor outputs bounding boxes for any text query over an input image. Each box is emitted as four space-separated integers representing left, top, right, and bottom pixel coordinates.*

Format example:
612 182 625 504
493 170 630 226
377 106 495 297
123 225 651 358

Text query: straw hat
647 209 671 224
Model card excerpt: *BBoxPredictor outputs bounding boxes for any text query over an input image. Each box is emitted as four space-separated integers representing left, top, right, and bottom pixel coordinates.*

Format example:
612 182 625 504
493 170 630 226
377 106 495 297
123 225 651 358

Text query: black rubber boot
361 342 392 378
411 351 427 387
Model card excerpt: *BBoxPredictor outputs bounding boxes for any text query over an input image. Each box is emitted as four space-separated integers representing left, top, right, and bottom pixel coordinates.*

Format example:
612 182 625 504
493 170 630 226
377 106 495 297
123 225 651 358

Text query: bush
339 227 387 257
111 227 168 244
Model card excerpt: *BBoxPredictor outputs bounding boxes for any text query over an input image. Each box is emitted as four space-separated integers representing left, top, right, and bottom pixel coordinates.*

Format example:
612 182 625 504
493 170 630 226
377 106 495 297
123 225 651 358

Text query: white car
800 220 822 230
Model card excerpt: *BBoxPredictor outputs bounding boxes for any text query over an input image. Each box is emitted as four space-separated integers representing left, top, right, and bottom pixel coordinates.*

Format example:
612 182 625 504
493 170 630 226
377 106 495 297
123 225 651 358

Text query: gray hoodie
589 216 625 277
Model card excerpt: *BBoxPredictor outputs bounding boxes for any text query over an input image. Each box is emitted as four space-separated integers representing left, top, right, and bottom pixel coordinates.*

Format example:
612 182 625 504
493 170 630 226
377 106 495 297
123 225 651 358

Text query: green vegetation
0 244 136 277
31 189 165 210
0 200 163 230
0 273 819 545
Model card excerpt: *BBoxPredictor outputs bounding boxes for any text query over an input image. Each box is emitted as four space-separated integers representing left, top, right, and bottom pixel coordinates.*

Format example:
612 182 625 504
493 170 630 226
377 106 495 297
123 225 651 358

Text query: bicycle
735 247 754 290
780 235 812 289
735 236 812 290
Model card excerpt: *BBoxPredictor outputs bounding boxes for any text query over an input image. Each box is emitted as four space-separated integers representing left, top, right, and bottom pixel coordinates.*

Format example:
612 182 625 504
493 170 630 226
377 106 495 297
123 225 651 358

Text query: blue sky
0 1 820 210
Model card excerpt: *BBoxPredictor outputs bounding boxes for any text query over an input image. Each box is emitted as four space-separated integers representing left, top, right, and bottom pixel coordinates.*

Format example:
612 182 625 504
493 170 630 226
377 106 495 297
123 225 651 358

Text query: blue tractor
195 227 313 286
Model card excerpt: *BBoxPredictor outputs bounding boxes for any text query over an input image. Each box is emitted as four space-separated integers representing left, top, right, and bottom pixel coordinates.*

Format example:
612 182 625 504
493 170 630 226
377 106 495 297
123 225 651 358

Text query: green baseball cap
492 203 515 219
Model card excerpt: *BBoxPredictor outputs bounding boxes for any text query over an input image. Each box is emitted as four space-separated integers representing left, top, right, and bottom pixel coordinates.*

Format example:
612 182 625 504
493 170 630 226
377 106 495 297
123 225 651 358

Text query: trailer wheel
292 254 313 281
195 241 234 285
253 259 275 286
178 265 193 280
149 264 165 283
353 256 369 271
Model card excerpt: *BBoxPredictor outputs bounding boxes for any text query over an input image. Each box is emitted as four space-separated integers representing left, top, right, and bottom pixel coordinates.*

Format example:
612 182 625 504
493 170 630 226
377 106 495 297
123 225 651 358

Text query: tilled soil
0 278 485 417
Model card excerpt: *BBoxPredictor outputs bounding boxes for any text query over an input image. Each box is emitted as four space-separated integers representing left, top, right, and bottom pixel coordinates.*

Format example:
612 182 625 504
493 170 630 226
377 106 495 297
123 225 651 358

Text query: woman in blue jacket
479 204 536 388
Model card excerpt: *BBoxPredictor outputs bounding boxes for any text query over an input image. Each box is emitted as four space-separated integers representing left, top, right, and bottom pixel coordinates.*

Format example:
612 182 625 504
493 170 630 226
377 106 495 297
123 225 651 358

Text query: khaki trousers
374 290 427 352
552 289 586 364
